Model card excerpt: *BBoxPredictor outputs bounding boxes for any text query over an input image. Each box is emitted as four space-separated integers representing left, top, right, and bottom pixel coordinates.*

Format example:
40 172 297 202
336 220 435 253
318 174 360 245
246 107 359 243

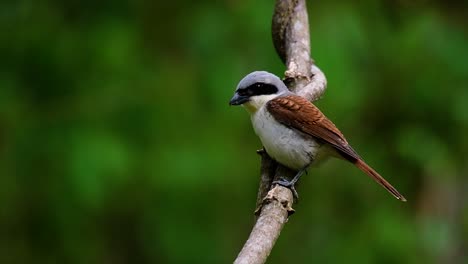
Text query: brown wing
267 94 360 162
267 94 407 201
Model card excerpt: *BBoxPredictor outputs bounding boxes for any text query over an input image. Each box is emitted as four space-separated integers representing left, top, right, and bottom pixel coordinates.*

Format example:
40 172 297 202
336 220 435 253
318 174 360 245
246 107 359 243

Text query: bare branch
297 64 327 102
272 0 327 101
254 150 277 215
235 0 327 263
235 186 294 264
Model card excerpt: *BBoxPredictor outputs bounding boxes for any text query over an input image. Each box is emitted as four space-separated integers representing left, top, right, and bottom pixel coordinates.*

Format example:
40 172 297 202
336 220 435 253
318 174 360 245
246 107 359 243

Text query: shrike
229 71 406 201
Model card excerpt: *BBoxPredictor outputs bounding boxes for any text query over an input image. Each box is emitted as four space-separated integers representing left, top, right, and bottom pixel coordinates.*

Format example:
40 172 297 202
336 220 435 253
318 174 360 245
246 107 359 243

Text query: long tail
354 159 407 202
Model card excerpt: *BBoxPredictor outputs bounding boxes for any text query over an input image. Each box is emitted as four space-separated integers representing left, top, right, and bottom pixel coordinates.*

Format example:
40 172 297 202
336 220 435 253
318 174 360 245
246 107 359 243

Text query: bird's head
229 71 289 113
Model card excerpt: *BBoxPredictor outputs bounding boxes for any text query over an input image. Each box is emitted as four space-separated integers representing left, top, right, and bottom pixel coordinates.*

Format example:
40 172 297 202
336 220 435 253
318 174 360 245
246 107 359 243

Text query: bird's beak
229 93 249 106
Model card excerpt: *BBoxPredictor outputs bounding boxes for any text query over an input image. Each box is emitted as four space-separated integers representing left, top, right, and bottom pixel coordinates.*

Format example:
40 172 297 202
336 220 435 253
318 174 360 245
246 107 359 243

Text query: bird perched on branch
229 71 406 201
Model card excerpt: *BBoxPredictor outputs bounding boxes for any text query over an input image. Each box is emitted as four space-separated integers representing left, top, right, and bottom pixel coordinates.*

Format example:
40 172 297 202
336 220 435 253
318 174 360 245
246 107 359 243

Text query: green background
1 0 467 263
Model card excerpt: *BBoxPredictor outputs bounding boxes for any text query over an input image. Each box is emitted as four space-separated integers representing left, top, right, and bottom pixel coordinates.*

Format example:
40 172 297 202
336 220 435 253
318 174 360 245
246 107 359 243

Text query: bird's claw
272 177 299 200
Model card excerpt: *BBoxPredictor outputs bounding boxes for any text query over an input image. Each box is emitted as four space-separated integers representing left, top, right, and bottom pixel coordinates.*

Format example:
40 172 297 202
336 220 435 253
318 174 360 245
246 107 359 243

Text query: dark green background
1 0 467 263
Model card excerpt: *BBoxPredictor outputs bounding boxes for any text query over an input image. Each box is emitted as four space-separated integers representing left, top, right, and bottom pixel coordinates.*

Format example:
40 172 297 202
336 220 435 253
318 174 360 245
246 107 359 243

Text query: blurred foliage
1 0 467 263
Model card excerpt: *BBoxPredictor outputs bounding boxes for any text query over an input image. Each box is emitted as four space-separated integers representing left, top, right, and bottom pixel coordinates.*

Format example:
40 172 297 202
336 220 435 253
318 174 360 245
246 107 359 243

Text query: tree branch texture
234 0 328 263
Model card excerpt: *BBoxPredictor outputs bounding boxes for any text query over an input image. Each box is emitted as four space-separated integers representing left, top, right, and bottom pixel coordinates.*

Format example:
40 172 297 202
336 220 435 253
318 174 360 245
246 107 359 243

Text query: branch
254 150 277 215
272 0 327 101
235 185 294 264
234 0 328 263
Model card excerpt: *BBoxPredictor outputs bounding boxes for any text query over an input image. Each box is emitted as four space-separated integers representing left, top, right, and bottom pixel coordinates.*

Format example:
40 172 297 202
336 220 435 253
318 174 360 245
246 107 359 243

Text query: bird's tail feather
355 159 407 202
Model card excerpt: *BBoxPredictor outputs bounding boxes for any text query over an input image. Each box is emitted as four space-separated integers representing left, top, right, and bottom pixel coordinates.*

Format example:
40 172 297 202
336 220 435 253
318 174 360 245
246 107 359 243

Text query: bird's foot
272 177 299 200
272 166 309 201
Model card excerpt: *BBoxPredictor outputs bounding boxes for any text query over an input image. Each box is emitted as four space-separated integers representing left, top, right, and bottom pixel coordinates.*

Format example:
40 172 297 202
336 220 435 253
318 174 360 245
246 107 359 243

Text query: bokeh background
1 0 467 263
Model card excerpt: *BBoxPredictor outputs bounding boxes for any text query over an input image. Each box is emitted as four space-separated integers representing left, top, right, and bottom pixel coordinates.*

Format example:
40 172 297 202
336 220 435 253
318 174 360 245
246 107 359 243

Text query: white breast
251 106 322 170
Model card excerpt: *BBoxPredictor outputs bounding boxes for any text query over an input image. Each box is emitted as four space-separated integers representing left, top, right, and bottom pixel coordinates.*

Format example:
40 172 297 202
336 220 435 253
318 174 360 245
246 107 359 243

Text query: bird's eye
244 82 278 96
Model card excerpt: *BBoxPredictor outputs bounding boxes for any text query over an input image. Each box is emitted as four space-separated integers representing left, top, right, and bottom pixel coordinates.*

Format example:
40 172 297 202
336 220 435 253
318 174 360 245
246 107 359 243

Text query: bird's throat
242 94 279 114
243 102 258 113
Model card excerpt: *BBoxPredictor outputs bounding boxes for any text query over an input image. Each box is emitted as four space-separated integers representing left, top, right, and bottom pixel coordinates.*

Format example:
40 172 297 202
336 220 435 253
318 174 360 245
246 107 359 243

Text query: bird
229 71 406 201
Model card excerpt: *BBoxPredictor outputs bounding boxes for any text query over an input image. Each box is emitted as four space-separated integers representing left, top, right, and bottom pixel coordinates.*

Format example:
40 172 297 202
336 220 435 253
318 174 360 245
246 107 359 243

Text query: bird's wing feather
266 95 360 161
266 94 407 202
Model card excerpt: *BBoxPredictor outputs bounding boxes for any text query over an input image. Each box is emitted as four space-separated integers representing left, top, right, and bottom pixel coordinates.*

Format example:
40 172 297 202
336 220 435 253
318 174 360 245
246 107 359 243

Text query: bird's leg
272 166 309 200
